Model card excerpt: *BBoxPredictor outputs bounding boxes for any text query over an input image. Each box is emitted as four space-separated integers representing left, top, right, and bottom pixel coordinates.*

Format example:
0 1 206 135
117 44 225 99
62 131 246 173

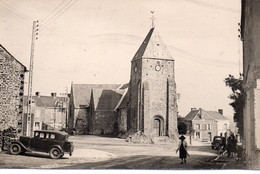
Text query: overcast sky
0 0 241 118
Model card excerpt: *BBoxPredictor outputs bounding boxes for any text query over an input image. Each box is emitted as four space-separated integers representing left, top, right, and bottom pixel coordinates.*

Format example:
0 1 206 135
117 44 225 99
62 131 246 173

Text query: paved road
0 135 223 169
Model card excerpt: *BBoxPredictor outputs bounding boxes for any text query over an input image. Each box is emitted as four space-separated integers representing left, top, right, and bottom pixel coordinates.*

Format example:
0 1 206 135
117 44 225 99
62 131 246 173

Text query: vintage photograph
0 0 259 171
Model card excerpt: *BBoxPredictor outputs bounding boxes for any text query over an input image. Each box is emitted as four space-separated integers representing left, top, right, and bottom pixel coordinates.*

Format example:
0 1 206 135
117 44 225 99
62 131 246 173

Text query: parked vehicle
8 130 74 159
211 136 226 150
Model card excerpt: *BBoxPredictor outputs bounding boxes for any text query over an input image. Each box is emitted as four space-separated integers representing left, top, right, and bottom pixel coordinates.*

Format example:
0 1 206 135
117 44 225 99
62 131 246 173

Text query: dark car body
211 136 226 150
9 130 74 159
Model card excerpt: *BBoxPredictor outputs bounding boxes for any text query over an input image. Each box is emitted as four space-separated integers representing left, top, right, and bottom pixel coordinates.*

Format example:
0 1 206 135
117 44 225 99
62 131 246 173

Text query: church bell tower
129 18 178 138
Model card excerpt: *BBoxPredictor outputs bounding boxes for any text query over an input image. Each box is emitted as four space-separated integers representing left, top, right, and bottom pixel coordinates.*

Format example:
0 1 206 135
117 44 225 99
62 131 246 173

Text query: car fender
10 141 30 152
49 145 64 155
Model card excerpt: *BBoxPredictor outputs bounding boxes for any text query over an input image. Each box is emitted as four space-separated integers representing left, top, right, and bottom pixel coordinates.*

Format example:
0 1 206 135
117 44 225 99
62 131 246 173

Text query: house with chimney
23 92 69 132
184 108 230 142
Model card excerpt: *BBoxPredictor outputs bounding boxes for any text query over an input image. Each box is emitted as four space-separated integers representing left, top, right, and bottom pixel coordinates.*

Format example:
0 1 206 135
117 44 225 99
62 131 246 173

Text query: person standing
176 135 188 164
227 136 232 158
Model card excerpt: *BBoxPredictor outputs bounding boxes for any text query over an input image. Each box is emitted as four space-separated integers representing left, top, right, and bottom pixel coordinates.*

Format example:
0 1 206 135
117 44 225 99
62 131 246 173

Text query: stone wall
74 108 88 134
118 108 127 133
0 46 26 132
129 57 178 138
90 111 118 135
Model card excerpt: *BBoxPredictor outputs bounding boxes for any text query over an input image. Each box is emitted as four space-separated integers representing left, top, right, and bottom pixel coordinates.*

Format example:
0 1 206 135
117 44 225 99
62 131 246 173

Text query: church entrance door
153 118 161 136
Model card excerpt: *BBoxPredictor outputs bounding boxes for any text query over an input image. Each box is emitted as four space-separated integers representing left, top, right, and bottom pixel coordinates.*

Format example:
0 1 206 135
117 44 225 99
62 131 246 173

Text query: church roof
132 27 173 61
91 89 125 111
71 84 122 108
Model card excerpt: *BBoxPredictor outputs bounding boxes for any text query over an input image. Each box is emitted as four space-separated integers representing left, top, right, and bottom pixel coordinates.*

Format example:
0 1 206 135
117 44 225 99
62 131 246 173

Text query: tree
224 74 245 138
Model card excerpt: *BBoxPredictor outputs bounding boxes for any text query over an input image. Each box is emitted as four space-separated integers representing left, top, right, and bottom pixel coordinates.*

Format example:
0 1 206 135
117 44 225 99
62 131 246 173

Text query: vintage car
211 136 226 150
8 130 74 159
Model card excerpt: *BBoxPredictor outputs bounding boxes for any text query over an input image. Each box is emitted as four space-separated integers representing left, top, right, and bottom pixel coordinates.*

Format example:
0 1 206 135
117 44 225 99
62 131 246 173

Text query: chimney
35 92 40 98
51 92 57 98
191 108 197 111
218 109 223 115
199 108 202 114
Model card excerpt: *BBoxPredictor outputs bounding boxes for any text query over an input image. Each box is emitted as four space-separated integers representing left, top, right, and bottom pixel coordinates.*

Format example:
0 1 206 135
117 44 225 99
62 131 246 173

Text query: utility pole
65 86 68 131
26 21 39 136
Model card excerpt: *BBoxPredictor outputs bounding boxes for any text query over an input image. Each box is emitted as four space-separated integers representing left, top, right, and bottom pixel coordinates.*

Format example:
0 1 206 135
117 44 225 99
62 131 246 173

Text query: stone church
68 26 178 138
128 27 178 138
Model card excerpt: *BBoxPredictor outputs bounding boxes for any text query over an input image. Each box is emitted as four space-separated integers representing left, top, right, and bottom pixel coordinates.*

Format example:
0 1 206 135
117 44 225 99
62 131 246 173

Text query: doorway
153 116 164 136
153 119 160 136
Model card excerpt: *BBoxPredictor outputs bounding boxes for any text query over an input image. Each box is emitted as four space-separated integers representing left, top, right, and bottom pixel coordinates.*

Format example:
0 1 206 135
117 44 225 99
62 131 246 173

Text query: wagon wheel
49 147 62 159
9 144 21 155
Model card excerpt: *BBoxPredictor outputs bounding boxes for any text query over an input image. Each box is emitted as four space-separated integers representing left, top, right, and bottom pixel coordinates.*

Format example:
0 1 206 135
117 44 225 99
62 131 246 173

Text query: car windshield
215 137 222 140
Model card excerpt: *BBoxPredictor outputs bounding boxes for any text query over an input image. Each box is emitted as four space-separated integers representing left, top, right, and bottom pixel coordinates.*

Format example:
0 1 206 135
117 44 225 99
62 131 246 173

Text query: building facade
128 27 178 138
184 108 230 142
240 0 260 168
23 92 68 132
0 45 27 132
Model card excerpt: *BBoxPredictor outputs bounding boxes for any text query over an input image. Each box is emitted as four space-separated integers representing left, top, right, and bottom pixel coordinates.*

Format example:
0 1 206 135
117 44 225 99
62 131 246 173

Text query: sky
0 0 241 119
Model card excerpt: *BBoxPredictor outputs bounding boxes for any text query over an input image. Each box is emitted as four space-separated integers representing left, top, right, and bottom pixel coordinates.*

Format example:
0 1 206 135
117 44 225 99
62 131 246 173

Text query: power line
39 0 67 23
0 1 32 23
1 0 34 20
39 0 78 32
39 0 74 27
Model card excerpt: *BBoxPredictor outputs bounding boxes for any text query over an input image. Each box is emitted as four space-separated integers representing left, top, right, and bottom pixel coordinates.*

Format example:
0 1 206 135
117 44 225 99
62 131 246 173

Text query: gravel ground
0 135 223 169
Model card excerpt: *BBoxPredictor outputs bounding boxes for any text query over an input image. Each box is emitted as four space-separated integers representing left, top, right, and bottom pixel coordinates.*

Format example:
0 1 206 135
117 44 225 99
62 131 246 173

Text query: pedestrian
227 136 232 158
230 134 237 157
176 135 188 164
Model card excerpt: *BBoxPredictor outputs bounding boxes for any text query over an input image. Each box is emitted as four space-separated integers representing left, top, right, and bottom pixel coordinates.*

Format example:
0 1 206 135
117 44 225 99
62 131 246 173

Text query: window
196 124 200 130
224 124 227 131
35 122 40 127
196 132 200 138
39 132 45 138
34 132 39 137
50 134 55 139
46 133 55 139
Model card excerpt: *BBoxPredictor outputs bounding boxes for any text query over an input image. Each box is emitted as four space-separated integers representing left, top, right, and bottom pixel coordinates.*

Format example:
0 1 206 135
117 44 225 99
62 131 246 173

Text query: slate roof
91 89 125 111
23 96 64 108
185 109 229 121
71 84 122 108
203 111 229 120
184 110 199 121
132 27 173 61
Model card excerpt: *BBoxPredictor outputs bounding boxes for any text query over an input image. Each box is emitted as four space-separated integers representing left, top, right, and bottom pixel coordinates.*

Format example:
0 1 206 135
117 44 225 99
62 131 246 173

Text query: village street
0 135 231 169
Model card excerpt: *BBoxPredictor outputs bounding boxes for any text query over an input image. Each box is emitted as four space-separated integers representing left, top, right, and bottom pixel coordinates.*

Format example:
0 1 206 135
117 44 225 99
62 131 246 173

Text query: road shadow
2 151 70 160
59 154 226 170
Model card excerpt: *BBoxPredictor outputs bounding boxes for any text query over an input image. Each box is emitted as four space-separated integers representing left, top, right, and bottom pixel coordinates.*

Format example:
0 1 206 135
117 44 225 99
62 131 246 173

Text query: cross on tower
150 11 155 28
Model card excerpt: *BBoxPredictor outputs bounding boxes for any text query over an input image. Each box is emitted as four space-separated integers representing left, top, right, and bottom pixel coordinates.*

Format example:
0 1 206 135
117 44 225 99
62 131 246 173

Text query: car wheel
49 147 62 159
9 144 21 155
